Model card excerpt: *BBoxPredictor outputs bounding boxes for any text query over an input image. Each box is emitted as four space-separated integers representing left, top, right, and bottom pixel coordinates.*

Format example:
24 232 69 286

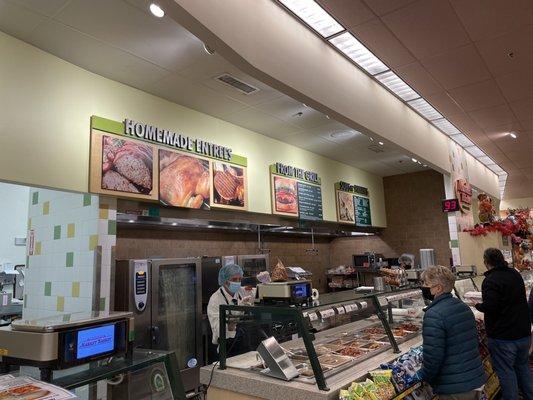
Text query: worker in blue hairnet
207 263 249 357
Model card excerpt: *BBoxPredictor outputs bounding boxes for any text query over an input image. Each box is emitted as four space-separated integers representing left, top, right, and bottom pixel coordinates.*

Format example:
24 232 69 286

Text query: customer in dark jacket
475 248 533 400
419 265 485 399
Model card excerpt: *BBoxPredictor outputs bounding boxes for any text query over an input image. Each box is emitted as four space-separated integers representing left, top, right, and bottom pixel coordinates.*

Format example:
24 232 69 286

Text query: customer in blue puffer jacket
418 266 486 399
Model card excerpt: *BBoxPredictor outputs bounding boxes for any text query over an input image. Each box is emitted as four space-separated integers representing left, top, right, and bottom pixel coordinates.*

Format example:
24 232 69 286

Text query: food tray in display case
218 291 405 391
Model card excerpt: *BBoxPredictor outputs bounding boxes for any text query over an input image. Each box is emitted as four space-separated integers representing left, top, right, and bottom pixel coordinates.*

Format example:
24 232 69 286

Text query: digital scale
256 280 312 306
0 311 134 381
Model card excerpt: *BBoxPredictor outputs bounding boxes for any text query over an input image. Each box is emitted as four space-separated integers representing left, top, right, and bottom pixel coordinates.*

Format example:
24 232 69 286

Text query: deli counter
200 288 427 400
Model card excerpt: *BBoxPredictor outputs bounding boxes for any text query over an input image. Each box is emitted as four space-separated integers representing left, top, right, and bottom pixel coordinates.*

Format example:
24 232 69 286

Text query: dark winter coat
475 266 531 340
420 293 486 394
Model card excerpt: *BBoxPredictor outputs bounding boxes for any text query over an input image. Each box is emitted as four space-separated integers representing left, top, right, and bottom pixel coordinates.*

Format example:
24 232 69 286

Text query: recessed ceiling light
330 130 357 139
509 132 518 139
369 137 374 141
374 70 420 101
149 3 164 17
408 98 443 121
279 0 343 37
326 115 330 119
378 141 384 146
411 158 418 163
329 32 389 75
302 103 308 108
423 164 428 167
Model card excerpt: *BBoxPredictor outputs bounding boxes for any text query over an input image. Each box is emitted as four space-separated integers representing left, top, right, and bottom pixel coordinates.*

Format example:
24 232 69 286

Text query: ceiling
0 0 429 177
316 0 533 198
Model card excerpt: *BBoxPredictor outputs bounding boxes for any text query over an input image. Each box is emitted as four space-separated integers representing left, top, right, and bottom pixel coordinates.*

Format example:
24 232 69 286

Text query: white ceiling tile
8 0 69 17
28 20 169 89
144 74 249 120
53 0 205 72
254 96 331 129
0 0 46 40
222 107 301 139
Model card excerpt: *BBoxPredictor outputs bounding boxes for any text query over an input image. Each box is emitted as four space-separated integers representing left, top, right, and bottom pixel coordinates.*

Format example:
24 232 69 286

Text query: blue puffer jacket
419 293 486 394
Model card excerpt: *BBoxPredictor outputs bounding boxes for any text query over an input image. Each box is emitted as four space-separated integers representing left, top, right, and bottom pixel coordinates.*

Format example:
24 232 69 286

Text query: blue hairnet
218 263 243 286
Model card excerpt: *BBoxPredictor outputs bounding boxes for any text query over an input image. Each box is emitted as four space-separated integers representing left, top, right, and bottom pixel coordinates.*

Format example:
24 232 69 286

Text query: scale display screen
291 282 310 299
76 324 115 359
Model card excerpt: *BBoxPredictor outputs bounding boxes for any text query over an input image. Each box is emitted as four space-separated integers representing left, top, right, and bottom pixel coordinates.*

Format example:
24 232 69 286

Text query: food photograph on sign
273 176 298 215
101 135 154 194
212 161 245 209
159 149 210 209
337 191 355 222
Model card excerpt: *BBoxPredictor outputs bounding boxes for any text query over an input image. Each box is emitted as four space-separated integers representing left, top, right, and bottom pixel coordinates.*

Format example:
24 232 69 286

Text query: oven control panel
133 259 148 312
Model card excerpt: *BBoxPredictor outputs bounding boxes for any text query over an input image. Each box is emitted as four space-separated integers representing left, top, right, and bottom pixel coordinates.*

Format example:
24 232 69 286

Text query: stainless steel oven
113 257 202 393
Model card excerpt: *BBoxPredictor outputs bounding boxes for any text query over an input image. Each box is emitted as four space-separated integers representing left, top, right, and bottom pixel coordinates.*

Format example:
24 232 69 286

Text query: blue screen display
77 324 115 359
291 283 310 299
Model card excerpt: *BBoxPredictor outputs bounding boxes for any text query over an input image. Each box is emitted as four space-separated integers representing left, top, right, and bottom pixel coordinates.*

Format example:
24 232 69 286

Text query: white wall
0 182 29 266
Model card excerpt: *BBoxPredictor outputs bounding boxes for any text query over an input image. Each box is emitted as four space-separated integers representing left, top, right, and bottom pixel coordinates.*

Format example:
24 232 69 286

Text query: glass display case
453 276 479 301
218 289 425 392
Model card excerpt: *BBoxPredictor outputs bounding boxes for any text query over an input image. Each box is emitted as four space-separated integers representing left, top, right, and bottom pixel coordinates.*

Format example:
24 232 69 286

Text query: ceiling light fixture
369 137 374 141
330 130 357 139
411 158 418 163
302 103 308 107
509 132 518 139
329 32 389 75
431 118 460 135
423 164 428 167
374 71 420 101
378 141 384 146
408 98 443 121
279 0 343 37
326 115 330 119
149 3 165 17
203 43 215 55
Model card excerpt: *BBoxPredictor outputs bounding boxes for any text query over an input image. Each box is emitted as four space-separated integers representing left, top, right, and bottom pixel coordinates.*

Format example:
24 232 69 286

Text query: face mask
227 281 241 295
421 286 435 301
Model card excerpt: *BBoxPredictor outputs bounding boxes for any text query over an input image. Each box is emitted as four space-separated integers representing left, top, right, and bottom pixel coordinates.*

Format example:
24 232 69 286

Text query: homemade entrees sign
270 163 323 220
89 116 248 211
335 181 372 227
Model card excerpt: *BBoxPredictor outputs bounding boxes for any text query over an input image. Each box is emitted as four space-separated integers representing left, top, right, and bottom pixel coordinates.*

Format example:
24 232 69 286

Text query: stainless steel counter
200 319 422 400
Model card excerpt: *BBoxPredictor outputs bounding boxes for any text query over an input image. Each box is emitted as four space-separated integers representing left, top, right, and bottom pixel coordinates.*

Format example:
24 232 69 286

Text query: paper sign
319 309 335 319
308 312 318 322
336 307 346 315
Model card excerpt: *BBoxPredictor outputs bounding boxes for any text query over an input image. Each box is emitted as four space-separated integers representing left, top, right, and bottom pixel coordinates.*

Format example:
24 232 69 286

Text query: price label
359 301 368 310
319 309 335 319
308 312 318 322
336 307 346 315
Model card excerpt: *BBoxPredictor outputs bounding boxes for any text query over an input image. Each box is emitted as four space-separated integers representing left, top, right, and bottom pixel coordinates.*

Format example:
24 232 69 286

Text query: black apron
219 288 249 358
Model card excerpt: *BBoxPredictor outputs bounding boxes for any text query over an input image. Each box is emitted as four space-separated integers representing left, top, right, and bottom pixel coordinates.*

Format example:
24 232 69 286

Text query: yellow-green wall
0 32 387 226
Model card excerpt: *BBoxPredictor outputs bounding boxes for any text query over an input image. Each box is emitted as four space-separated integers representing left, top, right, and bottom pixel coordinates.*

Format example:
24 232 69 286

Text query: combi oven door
149 257 202 393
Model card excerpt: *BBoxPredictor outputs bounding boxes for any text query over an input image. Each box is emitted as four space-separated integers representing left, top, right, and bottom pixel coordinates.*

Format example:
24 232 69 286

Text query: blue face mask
227 281 241 295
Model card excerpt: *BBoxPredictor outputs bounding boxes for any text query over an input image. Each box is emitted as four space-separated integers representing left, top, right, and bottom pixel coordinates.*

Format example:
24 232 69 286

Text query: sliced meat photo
101 136 153 194
102 170 140 193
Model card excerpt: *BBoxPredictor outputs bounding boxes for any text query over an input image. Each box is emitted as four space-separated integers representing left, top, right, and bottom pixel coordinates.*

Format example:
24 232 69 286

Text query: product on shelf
363 327 385 335
339 371 395 400
339 346 365 357
396 323 420 332
380 346 423 392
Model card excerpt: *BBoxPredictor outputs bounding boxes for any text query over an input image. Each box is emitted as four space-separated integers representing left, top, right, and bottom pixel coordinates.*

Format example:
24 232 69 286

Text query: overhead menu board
270 163 323 220
335 181 372 227
89 116 248 211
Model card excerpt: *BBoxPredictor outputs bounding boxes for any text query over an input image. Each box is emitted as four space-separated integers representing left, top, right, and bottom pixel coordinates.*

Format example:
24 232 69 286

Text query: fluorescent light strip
431 118 460 135
408 98 443 121
279 0 344 37
276 0 508 192
450 134 474 147
464 146 485 158
329 32 389 75
374 71 420 101
488 164 505 174
478 155 495 165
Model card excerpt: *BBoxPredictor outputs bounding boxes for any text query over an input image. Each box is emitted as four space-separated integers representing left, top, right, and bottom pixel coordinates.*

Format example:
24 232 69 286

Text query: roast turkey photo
158 149 210 209
101 135 153 194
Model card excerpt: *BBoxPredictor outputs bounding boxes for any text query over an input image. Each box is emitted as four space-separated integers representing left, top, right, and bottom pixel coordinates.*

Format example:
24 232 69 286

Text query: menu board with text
335 181 372 226
270 163 323 220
